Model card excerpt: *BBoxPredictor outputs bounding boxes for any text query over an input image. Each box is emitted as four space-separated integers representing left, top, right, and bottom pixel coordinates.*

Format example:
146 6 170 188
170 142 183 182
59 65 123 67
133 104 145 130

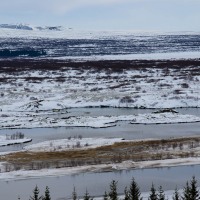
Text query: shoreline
1 157 200 181
1 135 200 180
0 111 200 130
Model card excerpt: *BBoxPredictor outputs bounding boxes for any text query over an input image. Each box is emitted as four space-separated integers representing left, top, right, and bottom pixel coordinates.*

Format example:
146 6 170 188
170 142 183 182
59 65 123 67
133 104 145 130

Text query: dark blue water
1 34 200 58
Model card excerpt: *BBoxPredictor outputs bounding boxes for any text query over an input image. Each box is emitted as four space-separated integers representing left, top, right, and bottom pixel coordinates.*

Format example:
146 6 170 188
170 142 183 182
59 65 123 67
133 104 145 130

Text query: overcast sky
1 0 200 31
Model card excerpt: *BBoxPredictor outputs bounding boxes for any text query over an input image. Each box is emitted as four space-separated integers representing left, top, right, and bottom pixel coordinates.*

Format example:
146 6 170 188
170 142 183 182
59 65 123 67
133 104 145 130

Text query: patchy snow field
0 60 200 130
0 111 199 129
1 63 200 114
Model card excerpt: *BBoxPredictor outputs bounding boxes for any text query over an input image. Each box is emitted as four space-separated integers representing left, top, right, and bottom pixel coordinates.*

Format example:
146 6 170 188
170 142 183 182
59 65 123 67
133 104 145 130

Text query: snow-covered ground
0 64 200 130
24 137 124 152
0 111 199 129
1 157 200 181
56 51 200 61
1 25 200 39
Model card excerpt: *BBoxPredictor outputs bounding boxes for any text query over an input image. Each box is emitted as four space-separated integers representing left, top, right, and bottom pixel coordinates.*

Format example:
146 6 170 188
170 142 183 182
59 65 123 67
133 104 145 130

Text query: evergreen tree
29 185 43 200
83 189 92 200
158 186 165 200
43 186 51 200
109 180 118 200
189 176 199 200
72 187 77 200
129 178 142 200
182 181 191 200
173 187 180 200
104 191 108 200
124 187 130 200
148 184 157 200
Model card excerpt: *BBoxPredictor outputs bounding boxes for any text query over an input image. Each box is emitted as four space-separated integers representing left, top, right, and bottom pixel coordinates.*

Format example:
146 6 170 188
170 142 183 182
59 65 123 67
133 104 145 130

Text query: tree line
18 176 199 200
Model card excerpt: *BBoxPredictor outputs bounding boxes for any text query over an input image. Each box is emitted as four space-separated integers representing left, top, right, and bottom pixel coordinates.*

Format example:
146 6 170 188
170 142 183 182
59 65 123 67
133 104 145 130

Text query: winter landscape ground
0 25 200 199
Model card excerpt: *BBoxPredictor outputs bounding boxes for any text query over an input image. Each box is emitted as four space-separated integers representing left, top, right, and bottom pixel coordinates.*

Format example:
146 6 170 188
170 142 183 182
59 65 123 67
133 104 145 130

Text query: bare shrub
159 83 171 88
179 143 183 150
78 135 82 140
134 95 141 98
76 141 81 148
68 136 71 140
84 143 89 147
135 86 141 91
6 132 24 140
172 143 178 149
162 68 170 76
188 75 194 81
57 145 62 150
1 114 9 117
181 83 189 88
189 142 194 149
173 89 183 95
49 142 53 147
18 82 23 87
120 96 134 104
4 163 11 172
146 79 157 83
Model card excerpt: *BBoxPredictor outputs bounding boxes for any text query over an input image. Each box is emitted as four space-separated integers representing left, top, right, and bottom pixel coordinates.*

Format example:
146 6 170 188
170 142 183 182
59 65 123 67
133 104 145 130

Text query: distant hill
0 24 34 30
0 24 62 31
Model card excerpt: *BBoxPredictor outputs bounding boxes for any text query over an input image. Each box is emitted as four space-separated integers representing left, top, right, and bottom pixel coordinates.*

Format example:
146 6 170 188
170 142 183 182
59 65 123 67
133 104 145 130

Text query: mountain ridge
0 23 63 31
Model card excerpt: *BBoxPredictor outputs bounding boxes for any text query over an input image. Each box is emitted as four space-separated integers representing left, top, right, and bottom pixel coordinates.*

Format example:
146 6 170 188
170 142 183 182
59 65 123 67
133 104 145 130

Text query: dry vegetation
1 59 200 74
1 136 200 172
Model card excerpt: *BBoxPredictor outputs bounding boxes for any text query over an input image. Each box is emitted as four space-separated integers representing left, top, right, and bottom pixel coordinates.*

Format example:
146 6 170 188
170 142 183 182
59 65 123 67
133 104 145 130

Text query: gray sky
1 0 200 31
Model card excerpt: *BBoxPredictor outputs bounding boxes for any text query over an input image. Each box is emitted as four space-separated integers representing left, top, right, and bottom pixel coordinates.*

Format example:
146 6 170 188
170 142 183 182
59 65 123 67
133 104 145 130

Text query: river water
1 165 200 200
0 108 200 151
0 108 200 199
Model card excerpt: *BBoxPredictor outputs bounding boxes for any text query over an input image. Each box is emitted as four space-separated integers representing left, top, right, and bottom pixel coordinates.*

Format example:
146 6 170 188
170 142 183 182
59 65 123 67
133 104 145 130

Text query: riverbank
1 135 200 180
1 155 200 181
0 110 200 129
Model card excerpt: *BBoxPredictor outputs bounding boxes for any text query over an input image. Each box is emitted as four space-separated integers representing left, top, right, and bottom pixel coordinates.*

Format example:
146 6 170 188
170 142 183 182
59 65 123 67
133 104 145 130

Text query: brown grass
1 136 200 166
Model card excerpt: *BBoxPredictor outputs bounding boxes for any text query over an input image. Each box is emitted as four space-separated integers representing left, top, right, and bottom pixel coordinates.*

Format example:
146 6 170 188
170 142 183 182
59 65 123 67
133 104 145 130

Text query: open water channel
0 108 200 199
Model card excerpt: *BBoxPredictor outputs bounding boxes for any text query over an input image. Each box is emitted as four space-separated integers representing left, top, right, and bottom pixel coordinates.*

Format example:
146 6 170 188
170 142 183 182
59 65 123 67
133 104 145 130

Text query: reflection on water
1 165 200 200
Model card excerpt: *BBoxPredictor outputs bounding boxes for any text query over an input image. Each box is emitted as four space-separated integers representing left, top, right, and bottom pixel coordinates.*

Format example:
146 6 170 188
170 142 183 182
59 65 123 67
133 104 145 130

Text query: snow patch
24 138 124 152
